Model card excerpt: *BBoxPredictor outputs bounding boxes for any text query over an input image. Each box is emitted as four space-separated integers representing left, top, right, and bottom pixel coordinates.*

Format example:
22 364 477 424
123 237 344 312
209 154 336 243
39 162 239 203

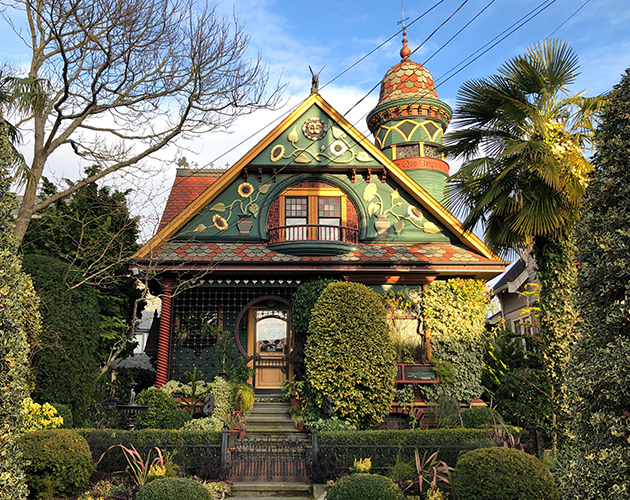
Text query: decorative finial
309 66 324 95
398 3 411 60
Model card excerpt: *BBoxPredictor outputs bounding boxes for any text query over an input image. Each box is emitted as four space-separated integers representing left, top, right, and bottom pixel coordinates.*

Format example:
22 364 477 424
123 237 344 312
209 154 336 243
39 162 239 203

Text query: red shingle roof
158 169 224 231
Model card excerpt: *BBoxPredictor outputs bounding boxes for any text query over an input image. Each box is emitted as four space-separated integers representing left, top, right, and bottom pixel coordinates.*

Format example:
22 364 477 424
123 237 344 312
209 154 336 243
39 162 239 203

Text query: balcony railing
268 224 359 245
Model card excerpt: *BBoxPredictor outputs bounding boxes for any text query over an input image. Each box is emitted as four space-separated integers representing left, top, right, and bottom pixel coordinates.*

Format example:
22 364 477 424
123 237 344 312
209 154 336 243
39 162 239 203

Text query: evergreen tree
558 69 630 498
0 126 41 500
22 254 101 424
22 168 141 366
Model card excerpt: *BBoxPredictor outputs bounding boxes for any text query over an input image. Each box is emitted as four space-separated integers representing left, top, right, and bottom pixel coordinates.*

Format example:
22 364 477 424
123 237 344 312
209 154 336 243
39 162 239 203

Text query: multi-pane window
285 197 308 240
318 197 341 240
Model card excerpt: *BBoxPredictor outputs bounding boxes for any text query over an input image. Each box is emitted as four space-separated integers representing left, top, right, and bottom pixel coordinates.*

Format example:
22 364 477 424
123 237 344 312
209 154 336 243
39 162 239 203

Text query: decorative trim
132 93 499 262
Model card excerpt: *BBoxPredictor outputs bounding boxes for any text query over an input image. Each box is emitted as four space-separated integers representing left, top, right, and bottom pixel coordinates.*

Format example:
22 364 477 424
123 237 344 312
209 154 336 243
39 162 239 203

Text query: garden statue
322 395 335 418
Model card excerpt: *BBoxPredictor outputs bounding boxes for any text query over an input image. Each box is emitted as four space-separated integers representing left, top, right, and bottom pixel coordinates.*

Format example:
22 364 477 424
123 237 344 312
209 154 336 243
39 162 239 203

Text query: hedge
76 429 222 474
318 429 497 469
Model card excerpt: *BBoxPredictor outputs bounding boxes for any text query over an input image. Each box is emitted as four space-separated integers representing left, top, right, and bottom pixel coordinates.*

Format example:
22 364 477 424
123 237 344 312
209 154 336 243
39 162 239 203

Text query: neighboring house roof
157 168 223 231
492 257 536 295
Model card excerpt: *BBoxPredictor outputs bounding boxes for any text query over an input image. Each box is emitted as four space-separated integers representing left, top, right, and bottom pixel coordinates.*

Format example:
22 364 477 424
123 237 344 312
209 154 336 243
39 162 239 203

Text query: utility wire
546 0 591 39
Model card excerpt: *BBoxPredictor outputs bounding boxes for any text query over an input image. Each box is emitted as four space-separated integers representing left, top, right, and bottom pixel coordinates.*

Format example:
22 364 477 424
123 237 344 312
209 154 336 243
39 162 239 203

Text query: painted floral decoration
213 214 228 230
269 124 372 164
329 140 347 157
270 145 285 162
408 205 423 221
237 182 254 197
362 181 442 235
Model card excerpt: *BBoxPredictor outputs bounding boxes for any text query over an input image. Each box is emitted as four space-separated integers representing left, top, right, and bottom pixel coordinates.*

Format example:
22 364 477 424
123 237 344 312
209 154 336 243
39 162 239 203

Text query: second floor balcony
267 224 359 255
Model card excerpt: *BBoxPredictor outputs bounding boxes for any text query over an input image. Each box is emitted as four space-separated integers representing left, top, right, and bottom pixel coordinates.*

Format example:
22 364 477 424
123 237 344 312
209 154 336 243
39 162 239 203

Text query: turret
367 28 452 204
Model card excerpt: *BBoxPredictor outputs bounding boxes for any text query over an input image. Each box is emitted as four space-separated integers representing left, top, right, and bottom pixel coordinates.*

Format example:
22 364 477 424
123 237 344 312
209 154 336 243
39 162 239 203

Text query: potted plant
222 411 247 440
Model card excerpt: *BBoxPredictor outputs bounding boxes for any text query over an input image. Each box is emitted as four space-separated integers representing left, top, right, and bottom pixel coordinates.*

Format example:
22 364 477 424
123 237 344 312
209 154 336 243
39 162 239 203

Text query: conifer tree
558 68 630 498
0 126 41 500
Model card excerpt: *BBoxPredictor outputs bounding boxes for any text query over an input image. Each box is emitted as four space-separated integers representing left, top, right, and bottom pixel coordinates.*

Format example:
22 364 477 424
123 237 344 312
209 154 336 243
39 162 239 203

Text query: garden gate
222 428 314 482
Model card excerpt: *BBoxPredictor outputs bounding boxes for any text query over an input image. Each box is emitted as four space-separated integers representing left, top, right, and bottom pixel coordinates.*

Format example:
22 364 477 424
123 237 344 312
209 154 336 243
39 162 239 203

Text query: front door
252 308 289 389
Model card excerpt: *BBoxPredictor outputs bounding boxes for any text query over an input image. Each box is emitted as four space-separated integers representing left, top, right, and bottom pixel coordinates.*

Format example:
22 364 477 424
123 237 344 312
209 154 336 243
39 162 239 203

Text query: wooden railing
268 224 359 245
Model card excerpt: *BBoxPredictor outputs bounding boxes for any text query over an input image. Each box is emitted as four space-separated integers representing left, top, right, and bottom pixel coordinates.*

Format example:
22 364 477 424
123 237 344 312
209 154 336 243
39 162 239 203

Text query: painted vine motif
192 181 271 232
362 182 441 234
269 121 372 165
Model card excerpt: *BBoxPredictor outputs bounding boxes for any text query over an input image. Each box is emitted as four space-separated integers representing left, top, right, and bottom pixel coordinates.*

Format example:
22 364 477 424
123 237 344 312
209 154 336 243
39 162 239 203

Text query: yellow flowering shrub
351 458 372 473
22 397 63 431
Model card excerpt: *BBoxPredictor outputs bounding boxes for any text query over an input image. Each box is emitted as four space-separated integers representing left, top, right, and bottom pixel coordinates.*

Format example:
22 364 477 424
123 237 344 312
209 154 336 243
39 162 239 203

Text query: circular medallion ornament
302 117 328 140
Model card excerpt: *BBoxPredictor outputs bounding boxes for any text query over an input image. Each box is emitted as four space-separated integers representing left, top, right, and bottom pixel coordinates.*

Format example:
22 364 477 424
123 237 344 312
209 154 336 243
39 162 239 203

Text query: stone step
231 482 311 498
247 414 293 423
245 424 300 434
252 402 290 411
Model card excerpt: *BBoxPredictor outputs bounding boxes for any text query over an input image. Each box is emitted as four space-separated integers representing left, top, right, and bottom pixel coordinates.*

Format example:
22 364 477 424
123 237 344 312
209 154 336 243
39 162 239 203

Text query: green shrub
181 417 223 432
318 429 501 469
136 388 179 429
77 429 222 474
50 403 73 429
161 409 192 429
0 147 42 500
136 477 212 500
19 429 95 498
461 406 498 428
233 384 254 412
292 278 338 344
495 367 553 443
453 447 559 500
22 254 101 423
327 473 404 500
305 282 395 429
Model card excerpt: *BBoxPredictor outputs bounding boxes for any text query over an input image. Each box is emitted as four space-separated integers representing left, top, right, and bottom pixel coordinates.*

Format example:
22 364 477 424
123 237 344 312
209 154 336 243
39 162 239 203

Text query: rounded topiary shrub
19 429 95 498
135 387 179 429
328 473 404 500
453 447 559 500
305 282 396 429
136 477 213 500
161 408 193 429
461 406 499 429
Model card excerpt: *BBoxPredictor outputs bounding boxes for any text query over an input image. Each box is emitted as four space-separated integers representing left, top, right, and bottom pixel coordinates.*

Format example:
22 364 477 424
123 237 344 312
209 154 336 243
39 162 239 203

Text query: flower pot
237 214 253 235
374 214 390 236
289 397 300 408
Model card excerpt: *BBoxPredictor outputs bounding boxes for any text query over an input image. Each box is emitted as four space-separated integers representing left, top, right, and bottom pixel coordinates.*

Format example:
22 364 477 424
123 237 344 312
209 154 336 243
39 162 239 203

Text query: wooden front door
251 307 289 389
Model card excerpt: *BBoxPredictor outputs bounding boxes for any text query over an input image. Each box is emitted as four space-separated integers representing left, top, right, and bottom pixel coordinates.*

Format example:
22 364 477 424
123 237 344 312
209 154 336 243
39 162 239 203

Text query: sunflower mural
191 181 271 234
269 119 372 165
362 182 442 235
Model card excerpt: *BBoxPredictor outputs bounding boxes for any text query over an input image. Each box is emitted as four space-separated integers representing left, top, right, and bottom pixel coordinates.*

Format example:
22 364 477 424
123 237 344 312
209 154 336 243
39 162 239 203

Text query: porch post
156 277 175 388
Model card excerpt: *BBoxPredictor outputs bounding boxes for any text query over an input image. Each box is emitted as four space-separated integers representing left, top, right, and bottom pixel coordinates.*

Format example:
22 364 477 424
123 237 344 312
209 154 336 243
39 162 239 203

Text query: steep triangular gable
133 93 500 262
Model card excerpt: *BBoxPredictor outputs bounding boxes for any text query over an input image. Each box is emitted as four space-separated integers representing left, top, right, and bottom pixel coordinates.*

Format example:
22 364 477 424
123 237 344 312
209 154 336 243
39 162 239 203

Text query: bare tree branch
5 0 283 243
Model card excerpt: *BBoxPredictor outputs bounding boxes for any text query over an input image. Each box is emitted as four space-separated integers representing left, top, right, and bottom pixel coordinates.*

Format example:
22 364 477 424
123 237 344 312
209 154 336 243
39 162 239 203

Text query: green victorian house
131 41 505 398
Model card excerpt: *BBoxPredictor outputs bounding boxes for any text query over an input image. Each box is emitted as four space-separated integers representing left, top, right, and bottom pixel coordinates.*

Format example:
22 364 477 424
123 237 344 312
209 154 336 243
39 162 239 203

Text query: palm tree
0 73 47 186
444 39 604 448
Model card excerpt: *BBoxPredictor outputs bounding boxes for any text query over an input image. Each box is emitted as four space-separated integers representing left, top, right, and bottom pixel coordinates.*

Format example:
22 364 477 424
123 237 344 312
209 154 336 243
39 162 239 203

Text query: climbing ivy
416 279 489 403
557 68 630 499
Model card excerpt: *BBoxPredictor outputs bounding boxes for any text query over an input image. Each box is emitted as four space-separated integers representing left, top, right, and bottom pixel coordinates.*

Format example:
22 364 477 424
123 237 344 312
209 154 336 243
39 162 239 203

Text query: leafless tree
3 0 282 244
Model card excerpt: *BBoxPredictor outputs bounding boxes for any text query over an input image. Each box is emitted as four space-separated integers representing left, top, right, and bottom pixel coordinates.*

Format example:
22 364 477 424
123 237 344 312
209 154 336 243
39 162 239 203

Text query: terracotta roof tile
149 241 494 266
158 169 223 231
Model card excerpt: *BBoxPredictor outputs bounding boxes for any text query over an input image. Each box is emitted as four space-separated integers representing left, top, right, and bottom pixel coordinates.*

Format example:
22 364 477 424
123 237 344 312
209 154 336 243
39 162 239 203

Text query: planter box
395 363 439 384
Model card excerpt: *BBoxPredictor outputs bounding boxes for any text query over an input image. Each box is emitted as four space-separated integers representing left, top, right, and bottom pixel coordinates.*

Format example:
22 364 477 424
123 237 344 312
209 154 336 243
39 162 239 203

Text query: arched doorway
235 296 292 389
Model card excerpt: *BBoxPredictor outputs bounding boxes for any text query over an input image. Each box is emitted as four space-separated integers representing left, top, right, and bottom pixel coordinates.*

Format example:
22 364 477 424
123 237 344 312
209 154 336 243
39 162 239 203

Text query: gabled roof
133 93 502 264
157 168 223 231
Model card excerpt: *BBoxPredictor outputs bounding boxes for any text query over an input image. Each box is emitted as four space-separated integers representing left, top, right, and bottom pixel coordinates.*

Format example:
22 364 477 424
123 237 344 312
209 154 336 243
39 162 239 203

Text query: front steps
245 401 307 438
231 481 312 498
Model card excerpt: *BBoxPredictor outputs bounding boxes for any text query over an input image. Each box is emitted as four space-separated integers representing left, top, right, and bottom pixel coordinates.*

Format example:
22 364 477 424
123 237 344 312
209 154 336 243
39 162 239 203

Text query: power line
546 0 591 39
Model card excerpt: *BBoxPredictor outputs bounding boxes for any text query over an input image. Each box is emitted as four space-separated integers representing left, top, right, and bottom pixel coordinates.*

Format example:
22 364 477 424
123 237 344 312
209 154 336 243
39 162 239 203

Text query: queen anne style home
131 37 505 392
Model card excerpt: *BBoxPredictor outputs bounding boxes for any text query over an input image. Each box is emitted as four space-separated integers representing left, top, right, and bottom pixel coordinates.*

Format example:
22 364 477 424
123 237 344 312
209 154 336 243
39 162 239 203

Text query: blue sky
1 0 628 233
